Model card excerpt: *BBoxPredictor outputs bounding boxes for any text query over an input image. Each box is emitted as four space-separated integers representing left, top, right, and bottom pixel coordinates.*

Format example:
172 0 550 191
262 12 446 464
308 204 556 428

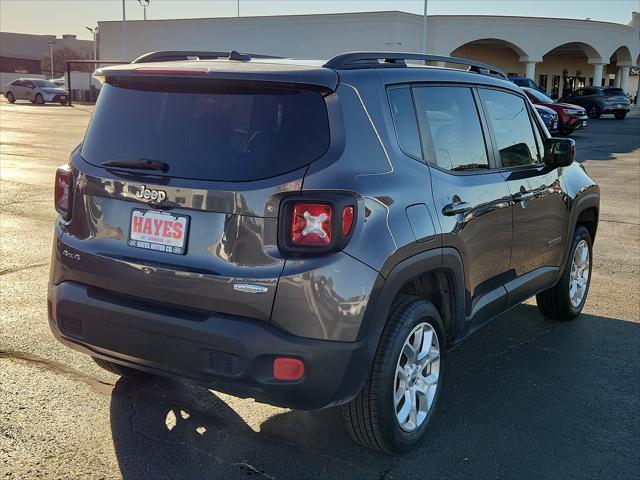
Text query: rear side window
387 87 422 159
413 86 489 171
479 89 541 167
82 83 330 182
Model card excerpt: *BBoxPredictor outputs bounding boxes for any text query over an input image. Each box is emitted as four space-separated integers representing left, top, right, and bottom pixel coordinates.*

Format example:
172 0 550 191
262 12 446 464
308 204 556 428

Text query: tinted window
82 83 330 182
387 87 422 159
12 80 24 87
480 89 541 167
412 87 489 171
33 79 58 88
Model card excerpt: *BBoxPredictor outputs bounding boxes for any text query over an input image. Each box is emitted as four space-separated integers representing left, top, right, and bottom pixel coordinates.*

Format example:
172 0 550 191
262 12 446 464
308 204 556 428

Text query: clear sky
1 0 638 40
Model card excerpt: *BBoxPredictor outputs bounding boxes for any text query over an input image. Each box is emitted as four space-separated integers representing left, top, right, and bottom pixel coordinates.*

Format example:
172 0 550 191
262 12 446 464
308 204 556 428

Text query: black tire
536 225 593 320
614 111 627 120
342 297 446 452
6 91 15 103
587 105 601 119
35 93 45 105
93 357 154 379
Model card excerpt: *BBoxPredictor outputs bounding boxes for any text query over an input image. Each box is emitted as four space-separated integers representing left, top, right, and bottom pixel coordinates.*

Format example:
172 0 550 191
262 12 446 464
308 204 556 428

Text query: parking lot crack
490 328 555 357
0 349 114 394
0 261 49 276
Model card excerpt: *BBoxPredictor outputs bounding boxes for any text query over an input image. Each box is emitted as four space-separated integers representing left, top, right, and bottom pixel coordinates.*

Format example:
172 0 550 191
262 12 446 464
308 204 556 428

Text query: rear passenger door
21 80 35 100
11 80 26 99
411 85 513 321
478 88 569 304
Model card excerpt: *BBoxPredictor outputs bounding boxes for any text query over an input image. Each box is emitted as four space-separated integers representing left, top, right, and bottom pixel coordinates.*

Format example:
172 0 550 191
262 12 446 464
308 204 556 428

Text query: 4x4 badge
135 185 167 203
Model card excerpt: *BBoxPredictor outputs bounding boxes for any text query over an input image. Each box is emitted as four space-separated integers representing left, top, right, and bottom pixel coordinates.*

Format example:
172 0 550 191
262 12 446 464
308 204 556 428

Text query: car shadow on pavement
109 304 640 480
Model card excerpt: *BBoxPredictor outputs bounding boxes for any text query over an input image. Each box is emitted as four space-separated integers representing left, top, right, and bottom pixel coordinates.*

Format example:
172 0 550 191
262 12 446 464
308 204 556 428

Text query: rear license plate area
128 209 189 255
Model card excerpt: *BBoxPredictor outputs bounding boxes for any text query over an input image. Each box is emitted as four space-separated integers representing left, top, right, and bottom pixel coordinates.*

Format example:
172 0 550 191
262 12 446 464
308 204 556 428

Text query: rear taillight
279 195 356 254
603 95 609 100
54 165 72 220
342 206 355 236
291 203 333 246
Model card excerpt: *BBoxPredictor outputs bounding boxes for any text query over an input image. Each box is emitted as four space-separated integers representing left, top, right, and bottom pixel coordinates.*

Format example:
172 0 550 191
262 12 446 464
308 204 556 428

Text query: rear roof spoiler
323 52 508 79
132 50 281 64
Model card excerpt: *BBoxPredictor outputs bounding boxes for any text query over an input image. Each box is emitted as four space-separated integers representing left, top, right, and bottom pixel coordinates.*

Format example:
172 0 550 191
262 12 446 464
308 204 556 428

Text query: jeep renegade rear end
49 51 599 452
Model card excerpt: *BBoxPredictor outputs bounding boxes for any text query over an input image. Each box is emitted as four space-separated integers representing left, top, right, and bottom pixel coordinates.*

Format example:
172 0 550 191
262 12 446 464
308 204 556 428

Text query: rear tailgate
603 88 629 107
54 65 336 321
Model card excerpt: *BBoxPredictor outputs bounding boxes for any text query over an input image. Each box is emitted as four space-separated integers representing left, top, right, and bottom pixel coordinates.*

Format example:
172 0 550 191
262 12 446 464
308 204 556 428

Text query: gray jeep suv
48 51 599 452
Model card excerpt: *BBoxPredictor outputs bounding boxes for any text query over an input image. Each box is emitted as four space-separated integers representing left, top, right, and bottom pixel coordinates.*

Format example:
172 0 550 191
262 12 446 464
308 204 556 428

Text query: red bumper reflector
273 357 305 381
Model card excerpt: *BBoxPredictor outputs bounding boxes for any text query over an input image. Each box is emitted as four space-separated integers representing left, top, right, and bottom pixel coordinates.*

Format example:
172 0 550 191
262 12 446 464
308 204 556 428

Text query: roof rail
131 50 281 64
323 52 508 79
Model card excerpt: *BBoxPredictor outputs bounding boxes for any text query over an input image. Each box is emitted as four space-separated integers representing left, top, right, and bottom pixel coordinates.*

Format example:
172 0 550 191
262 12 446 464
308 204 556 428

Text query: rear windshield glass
81 82 330 181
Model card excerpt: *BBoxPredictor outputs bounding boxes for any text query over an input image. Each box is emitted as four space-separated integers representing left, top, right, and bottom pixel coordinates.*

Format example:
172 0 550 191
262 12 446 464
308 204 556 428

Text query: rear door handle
443 201 471 216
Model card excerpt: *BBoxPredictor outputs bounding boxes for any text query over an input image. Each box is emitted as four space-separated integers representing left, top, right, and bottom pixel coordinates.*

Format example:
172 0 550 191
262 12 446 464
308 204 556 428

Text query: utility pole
47 40 55 77
237 0 240 17
122 0 128 61
421 0 428 53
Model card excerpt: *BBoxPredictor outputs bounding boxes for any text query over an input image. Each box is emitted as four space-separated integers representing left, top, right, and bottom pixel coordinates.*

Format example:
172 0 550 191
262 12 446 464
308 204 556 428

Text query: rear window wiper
101 158 169 172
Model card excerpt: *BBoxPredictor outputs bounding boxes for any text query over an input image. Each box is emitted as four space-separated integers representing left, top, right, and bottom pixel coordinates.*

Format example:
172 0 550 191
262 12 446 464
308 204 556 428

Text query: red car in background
522 87 588 136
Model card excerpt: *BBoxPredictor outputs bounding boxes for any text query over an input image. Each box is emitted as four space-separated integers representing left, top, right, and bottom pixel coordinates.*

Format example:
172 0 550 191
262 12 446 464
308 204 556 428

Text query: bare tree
41 46 94 76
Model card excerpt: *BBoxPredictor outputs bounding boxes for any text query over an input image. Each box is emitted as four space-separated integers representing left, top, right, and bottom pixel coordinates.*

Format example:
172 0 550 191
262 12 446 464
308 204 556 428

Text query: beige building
98 10 640 98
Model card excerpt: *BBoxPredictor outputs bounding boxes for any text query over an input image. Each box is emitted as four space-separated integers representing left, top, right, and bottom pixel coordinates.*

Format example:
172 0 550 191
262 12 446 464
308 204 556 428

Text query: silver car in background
2 78 69 105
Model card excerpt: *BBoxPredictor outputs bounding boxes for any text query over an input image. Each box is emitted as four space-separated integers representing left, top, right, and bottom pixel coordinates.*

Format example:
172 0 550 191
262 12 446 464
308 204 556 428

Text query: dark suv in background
48 51 599 452
562 86 630 119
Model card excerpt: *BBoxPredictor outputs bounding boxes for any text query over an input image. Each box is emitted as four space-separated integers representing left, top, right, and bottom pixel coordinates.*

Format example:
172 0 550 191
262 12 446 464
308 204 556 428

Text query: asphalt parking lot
1 98 638 480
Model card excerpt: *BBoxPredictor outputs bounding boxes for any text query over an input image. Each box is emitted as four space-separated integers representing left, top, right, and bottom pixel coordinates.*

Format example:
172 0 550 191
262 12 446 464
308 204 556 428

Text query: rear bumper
602 105 630 113
48 281 371 409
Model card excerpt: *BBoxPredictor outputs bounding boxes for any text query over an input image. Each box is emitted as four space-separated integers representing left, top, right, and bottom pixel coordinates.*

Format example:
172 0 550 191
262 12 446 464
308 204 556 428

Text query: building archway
606 46 634 90
450 38 529 76
538 42 603 98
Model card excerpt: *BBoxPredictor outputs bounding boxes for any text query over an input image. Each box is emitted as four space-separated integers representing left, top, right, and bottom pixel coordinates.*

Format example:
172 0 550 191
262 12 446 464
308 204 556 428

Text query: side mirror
545 137 575 167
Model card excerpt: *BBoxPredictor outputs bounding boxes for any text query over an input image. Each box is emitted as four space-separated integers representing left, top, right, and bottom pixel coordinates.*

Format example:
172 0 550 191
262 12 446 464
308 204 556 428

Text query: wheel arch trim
358 247 466 355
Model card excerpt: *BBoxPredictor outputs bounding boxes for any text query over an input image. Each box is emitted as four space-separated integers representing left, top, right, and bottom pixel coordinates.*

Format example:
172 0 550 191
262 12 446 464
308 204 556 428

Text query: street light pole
138 0 149 20
47 40 54 77
421 0 428 53
122 0 128 61
85 26 97 60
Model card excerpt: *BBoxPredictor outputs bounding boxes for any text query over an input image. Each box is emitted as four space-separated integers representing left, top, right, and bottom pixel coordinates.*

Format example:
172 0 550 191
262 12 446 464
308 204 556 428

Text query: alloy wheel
393 322 440 432
569 239 590 308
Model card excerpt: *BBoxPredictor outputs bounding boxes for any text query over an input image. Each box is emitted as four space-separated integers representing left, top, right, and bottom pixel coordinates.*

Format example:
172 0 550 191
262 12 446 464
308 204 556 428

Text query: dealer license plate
128 209 189 255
